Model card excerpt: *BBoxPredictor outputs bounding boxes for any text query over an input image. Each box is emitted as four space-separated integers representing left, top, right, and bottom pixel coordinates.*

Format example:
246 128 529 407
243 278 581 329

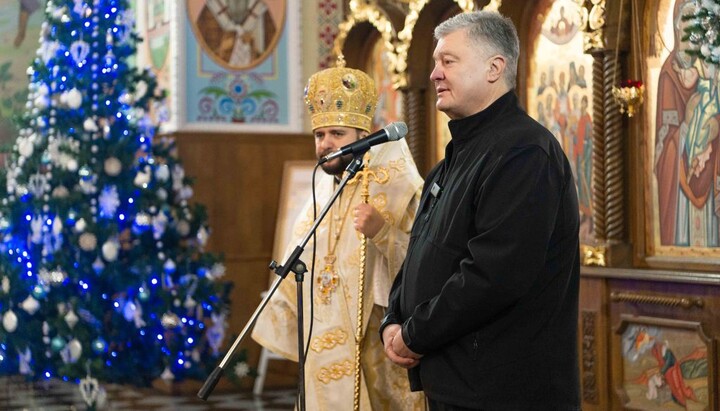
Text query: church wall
175 131 313 390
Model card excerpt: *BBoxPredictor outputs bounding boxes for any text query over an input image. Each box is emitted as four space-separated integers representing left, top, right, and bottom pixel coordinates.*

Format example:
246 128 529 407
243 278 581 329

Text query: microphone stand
198 155 367 411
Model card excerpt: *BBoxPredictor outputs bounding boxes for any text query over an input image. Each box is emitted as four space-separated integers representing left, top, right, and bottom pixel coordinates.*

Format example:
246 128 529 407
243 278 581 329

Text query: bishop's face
314 126 364 176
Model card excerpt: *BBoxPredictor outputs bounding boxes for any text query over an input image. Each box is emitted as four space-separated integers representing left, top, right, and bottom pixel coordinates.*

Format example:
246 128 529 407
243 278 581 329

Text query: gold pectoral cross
317 255 339 304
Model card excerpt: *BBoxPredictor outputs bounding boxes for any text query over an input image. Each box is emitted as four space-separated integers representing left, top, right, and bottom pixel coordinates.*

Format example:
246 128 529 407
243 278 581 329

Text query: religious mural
184 0 301 131
620 322 709 410
648 0 720 254
527 0 595 244
189 0 282 71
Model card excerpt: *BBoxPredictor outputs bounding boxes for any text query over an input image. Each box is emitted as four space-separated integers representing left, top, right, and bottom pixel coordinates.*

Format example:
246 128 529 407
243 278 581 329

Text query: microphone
318 121 408 164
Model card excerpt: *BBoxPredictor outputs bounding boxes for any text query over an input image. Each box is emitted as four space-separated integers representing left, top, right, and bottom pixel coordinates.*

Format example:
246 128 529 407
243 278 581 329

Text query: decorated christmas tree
0 0 239 391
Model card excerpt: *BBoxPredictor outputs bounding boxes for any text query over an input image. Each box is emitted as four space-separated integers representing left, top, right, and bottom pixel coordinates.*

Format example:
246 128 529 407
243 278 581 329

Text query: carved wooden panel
582 310 600 404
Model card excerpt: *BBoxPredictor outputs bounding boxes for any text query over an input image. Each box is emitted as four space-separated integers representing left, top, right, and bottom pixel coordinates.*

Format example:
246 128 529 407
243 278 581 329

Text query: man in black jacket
380 10 581 411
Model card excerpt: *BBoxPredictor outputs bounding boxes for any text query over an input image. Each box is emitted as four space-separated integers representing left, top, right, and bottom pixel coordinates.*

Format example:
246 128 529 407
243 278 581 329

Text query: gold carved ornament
396 0 493 89
336 1 499 90
581 244 607 266
334 1 400 87
610 291 704 308
583 0 606 51
347 155 389 411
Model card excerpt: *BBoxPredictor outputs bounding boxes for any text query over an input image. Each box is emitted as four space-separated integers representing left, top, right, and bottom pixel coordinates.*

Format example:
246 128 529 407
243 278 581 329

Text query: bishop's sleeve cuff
370 220 391 245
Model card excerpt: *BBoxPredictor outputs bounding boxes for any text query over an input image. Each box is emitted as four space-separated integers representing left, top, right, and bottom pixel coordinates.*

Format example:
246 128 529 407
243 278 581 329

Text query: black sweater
382 91 581 410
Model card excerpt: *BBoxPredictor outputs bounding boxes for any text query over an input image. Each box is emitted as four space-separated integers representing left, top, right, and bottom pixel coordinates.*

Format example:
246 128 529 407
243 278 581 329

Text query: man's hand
391 329 422 360
382 324 421 369
353 203 385 238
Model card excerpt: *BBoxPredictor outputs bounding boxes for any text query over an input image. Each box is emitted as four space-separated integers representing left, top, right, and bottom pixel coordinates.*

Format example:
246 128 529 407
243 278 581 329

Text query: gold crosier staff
348 153 388 411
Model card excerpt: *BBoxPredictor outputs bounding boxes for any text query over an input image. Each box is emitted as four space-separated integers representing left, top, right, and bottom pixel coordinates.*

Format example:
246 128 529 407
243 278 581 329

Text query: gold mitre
304 56 378 132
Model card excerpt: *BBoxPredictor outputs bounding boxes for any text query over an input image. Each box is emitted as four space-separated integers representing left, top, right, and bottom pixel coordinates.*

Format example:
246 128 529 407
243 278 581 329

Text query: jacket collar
447 90 517 143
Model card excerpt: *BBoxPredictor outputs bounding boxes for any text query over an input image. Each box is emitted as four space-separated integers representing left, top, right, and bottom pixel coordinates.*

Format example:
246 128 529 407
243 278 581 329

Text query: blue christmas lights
0 0 234 388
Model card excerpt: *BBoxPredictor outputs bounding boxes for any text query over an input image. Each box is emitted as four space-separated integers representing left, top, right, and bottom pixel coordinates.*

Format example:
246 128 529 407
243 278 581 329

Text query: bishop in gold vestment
252 60 424 410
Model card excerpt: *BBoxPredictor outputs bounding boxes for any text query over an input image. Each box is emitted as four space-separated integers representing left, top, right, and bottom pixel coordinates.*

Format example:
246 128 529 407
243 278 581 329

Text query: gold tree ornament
612 79 644 117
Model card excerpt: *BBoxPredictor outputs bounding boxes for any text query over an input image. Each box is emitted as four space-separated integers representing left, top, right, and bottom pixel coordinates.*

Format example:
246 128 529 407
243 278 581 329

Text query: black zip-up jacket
381 91 581 410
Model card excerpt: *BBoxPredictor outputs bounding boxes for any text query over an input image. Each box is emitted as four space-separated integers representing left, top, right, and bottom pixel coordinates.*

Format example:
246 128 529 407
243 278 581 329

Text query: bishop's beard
319 153 353 176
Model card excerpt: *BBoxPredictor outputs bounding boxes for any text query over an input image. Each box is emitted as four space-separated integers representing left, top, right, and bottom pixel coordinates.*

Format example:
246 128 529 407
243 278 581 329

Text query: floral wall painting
181 0 301 132
527 0 595 244
195 74 279 124
647 0 720 257
618 317 711 410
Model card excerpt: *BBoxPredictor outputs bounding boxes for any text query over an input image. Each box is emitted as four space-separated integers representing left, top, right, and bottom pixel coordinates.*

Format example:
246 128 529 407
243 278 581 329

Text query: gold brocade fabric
252 139 424 410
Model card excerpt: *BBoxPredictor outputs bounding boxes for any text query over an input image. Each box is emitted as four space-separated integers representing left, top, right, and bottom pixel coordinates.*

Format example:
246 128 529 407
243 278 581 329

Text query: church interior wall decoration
132 0 174 133
527 0 597 249
644 0 720 265
367 37 404 133
615 316 714 410
179 0 302 133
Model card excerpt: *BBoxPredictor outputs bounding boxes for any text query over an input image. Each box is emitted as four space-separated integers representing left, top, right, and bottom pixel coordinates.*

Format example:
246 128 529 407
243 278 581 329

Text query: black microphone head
385 122 408 141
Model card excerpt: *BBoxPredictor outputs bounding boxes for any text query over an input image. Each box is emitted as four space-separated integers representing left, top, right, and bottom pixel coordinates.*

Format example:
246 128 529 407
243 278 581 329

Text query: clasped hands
382 324 422 369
